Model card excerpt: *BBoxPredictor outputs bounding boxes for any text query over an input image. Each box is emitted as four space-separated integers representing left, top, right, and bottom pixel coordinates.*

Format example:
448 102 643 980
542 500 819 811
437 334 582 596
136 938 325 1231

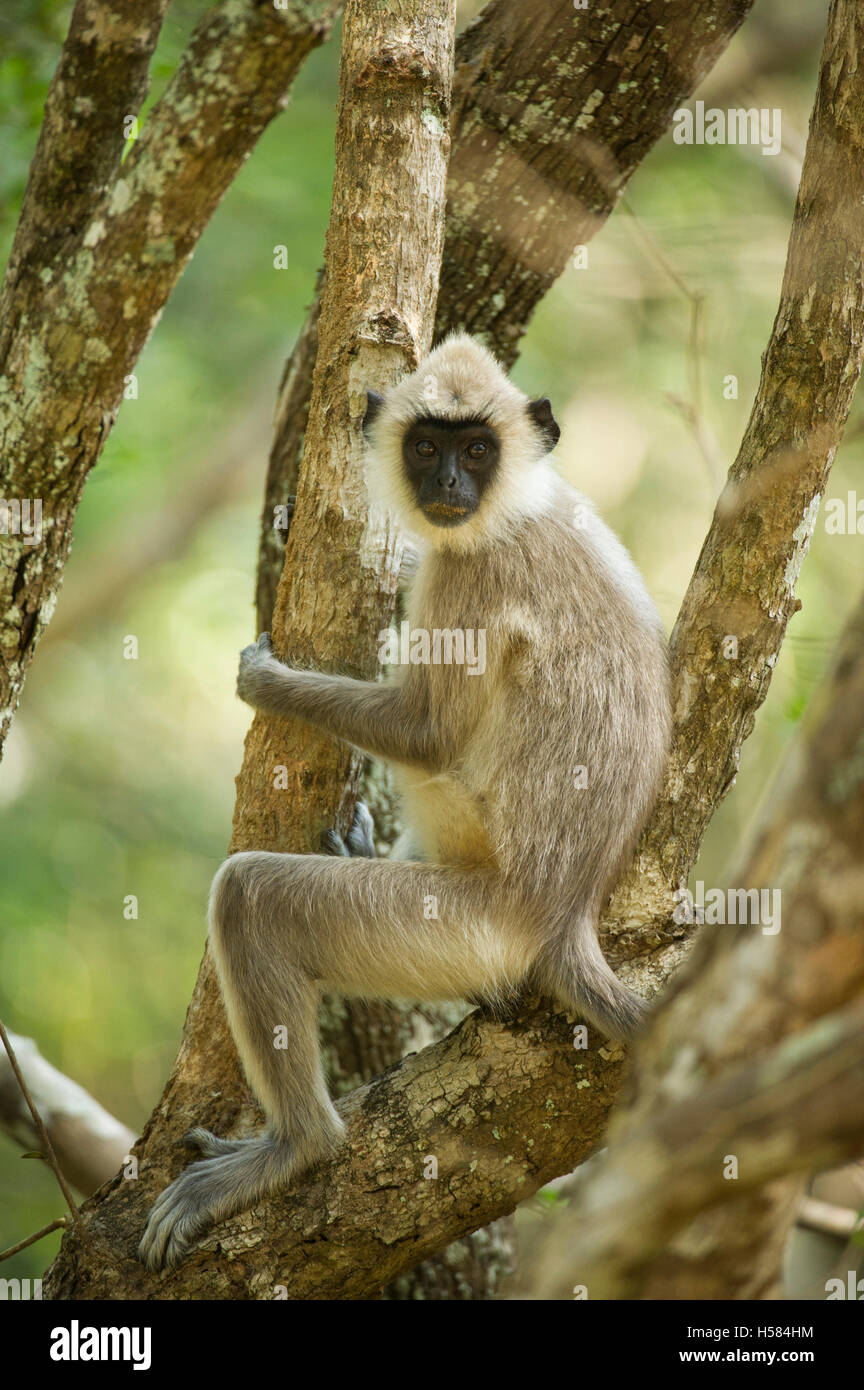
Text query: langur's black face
400 417 500 527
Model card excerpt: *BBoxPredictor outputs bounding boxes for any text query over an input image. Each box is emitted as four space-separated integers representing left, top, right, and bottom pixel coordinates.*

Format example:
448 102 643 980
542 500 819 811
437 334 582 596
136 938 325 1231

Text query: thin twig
619 195 724 489
0 1217 68 1263
0 1018 82 1230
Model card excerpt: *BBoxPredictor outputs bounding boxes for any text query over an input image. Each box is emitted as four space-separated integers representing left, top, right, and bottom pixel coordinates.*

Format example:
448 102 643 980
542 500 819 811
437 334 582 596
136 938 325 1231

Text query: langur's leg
140 853 532 1269
335 816 520 1018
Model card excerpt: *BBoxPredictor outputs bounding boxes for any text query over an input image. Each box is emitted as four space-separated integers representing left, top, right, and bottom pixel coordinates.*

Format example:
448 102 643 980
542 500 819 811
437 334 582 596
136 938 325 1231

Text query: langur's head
363 333 560 549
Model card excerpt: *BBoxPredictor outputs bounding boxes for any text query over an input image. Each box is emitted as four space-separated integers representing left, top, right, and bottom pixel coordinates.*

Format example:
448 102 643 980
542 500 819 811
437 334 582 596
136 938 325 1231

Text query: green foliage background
1 0 858 1279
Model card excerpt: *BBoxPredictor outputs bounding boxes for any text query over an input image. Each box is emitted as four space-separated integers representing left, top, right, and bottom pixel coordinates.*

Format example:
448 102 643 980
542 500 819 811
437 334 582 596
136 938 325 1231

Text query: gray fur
139 334 671 1270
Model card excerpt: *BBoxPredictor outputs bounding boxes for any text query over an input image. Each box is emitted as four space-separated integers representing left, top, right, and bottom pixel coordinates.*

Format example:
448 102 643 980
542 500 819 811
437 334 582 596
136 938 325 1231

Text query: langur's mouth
422 501 471 525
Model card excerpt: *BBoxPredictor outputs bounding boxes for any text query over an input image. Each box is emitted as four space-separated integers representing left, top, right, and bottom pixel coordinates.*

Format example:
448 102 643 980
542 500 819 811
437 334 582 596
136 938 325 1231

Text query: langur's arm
236 634 434 766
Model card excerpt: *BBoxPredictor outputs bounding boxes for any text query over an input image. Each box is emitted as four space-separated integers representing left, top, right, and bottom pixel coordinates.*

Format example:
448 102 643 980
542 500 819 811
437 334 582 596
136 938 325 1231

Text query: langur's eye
415 440 436 458
466 441 487 459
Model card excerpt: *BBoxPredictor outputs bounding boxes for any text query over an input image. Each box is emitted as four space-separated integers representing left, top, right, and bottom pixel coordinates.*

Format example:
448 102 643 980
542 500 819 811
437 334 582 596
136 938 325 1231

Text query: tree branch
0 0 340 760
0 0 169 353
601 0 864 957
534 999 864 1299
0 1020 83 1229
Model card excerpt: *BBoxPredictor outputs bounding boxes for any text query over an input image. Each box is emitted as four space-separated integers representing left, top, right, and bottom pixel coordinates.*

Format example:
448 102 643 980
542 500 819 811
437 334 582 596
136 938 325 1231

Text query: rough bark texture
436 0 755 362
257 281 323 631
533 570 864 1299
44 0 864 1302
0 0 340 758
255 0 756 629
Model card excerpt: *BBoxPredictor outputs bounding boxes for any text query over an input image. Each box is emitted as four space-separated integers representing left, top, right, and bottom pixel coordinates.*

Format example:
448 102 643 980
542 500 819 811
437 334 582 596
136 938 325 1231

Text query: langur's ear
527 397 560 453
363 391 385 435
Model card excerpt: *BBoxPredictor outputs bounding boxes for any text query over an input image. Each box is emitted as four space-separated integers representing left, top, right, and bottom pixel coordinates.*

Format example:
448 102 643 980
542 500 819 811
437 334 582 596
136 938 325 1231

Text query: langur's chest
404 565 494 689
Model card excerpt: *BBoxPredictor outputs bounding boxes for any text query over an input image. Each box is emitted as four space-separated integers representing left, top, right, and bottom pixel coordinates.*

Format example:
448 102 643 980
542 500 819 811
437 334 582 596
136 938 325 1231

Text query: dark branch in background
0 0 341 762
256 0 757 629
436 0 754 362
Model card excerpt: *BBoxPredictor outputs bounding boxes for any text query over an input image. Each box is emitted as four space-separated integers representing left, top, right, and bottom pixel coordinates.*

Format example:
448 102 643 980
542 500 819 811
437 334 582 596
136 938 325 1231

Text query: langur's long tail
534 922 650 1041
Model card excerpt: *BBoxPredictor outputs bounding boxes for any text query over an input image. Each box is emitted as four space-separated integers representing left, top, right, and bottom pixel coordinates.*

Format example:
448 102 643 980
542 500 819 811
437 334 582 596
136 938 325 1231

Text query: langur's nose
437 466 458 489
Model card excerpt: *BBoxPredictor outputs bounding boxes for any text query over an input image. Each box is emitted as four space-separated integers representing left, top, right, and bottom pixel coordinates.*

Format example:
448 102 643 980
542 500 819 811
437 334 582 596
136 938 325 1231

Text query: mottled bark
44 0 864 1302
257 282 323 630
0 0 339 756
47 996 616 1298
2 0 169 334
436 0 755 362
255 0 756 629
320 990 513 1301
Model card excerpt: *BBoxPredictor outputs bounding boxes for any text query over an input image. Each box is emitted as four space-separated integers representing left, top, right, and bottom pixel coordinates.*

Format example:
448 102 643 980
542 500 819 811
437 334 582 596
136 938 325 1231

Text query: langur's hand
236 632 278 706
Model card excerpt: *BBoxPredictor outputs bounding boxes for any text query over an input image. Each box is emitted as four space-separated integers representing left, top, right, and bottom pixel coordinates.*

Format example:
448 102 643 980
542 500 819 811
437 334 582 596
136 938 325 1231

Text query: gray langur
139 332 671 1270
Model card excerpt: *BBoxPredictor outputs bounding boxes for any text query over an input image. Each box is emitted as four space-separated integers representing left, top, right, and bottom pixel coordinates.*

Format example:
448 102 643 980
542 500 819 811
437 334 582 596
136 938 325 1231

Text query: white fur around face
364 333 557 552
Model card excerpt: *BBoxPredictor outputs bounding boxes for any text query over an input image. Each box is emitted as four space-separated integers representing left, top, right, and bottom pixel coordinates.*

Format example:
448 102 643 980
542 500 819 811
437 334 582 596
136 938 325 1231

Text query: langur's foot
320 801 376 858
138 1134 292 1272
181 1127 248 1158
